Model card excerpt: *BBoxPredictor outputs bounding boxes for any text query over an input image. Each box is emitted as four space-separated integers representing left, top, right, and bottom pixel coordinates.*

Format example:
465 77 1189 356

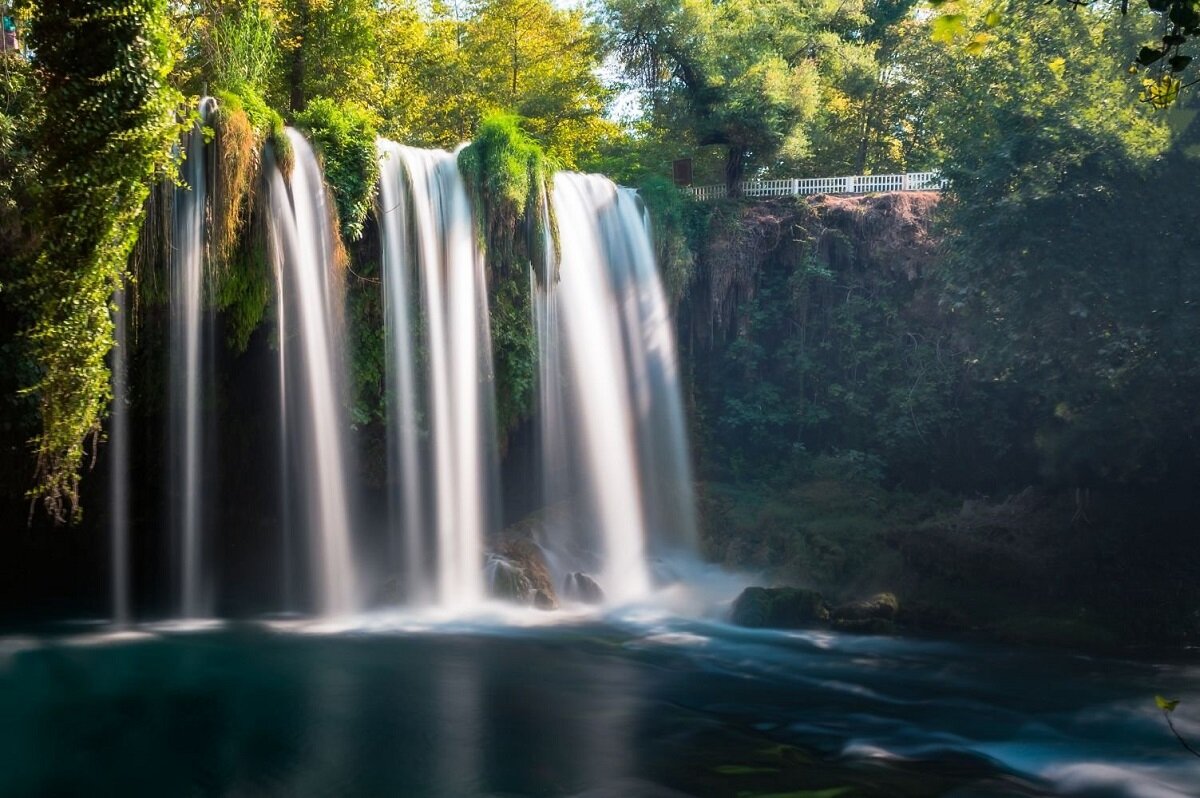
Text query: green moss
268 112 292 180
457 113 558 283
457 114 560 443
490 276 536 445
213 237 271 353
294 98 379 245
636 175 705 306
346 262 386 427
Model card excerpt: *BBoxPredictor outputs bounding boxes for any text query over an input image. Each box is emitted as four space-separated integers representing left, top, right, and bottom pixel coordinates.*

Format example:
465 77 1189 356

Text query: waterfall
377 141 428 603
535 173 697 602
110 286 130 627
171 96 215 619
376 142 498 609
267 129 360 617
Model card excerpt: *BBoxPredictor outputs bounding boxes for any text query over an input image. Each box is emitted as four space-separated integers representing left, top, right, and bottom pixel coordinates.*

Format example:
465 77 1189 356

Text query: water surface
1 615 1196 797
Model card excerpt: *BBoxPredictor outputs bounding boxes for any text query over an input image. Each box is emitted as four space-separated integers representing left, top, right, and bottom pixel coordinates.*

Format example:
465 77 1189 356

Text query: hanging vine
23 0 184 523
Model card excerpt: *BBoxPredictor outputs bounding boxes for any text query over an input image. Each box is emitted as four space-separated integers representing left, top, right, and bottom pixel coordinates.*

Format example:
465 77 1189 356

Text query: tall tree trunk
854 88 881 174
289 2 308 114
725 147 746 197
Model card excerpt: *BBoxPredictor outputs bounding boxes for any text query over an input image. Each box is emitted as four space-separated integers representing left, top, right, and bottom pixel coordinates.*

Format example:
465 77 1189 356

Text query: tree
607 0 841 192
276 0 380 113
931 0 1200 108
928 1 1196 486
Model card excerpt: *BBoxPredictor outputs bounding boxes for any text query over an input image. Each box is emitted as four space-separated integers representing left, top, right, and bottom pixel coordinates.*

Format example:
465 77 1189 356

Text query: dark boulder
563 572 605 604
729 587 829 628
831 592 899 623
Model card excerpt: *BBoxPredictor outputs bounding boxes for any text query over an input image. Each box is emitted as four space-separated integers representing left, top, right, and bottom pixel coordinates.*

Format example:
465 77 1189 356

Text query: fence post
844 176 853 194
901 173 909 191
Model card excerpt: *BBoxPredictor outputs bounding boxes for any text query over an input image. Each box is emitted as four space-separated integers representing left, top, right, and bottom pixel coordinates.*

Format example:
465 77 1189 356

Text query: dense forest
1 0 1198 634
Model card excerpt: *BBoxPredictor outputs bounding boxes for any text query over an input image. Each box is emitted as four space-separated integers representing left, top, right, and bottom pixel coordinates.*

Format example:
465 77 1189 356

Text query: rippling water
1 612 1196 796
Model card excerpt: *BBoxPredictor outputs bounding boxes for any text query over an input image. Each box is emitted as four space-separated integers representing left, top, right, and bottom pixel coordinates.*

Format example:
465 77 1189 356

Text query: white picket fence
685 171 947 200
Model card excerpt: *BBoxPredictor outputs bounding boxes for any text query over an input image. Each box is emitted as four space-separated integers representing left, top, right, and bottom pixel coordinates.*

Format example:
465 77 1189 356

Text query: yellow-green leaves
1156 695 1181 713
965 33 994 56
294 98 380 245
1048 57 1066 79
25 0 185 523
931 14 967 45
1140 74 1182 108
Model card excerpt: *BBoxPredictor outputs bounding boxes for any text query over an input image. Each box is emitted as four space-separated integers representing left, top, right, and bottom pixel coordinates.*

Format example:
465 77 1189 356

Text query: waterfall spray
533 173 698 602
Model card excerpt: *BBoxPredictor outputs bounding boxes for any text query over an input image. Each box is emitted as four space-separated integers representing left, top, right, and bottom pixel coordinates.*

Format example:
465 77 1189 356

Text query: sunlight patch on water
626 632 711 648
0 636 41 672
58 630 157 647
1043 762 1197 798
841 742 906 760
142 618 225 634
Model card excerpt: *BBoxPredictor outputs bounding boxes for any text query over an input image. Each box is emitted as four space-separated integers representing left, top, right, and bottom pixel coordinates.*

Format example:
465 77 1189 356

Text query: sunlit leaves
1156 695 1181 712
932 1 1200 105
1140 73 1182 106
25 0 185 522
931 13 966 44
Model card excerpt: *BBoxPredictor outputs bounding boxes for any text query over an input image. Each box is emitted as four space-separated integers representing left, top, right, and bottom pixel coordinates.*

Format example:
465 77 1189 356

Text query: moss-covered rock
831 592 899 623
457 114 557 445
730 587 829 629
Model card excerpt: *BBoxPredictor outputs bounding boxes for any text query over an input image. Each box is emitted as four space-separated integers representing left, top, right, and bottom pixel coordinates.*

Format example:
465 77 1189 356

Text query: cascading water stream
377 141 428 603
376 143 498 609
611 191 698 555
171 96 215 619
109 286 130 627
534 173 698 602
268 129 360 617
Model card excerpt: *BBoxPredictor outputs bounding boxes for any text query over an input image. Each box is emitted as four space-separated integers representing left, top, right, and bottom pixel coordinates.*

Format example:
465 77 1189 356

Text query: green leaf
1048 57 1066 79
1156 695 1180 713
931 14 966 45
965 33 993 56
984 9 1002 28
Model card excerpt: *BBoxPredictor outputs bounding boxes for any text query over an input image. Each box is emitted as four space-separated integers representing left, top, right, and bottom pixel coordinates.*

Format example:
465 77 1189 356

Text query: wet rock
500 538 558 606
532 589 558 611
563 572 605 604
831 592 899 623
729 587 829 628
831 617 895 635
485 555 533 603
